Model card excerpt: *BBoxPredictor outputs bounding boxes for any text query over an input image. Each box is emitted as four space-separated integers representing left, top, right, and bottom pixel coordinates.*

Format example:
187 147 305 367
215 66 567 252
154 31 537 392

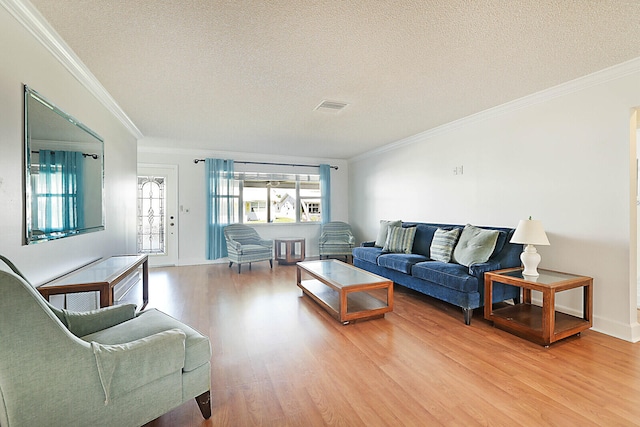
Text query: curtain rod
193 159 338 170
31 150 99 159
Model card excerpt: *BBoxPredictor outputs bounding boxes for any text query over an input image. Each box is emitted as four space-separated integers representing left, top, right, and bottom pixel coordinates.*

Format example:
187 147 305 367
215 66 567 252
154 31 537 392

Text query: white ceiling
27 0 640 160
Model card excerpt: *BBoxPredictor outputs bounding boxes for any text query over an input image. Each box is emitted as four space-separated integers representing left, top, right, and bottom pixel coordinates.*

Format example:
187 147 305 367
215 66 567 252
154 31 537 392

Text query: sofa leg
238 264 241 274
195 390 211 419
228 262 233 268
463 308 473 325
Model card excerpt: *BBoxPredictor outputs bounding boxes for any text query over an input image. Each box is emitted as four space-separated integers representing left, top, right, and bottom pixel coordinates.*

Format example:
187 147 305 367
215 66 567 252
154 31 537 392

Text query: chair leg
228 262 233 268
238 263 241 274
249 262 252 270
269 259 273 268
195 390 211 419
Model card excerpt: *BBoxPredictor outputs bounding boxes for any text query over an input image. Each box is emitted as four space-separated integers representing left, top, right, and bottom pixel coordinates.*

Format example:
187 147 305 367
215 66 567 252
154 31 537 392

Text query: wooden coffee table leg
340 290 348 324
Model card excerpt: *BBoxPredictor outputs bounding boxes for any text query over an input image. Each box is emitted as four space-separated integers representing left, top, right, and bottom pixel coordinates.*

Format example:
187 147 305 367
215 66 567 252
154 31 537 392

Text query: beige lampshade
510 219 550 245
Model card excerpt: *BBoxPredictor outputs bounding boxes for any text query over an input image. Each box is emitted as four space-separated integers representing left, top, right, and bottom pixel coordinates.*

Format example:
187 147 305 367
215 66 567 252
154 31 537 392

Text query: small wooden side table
484 268 592 347
275 237 305 264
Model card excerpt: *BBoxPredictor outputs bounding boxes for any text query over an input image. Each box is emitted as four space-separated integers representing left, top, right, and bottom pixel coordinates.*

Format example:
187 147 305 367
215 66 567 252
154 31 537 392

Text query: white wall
0 7 137 285
138 143 349 266
349 61 640 341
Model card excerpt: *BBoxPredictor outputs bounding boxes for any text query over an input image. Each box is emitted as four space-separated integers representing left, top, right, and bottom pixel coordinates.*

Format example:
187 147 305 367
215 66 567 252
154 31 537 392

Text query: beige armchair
0 255 212 426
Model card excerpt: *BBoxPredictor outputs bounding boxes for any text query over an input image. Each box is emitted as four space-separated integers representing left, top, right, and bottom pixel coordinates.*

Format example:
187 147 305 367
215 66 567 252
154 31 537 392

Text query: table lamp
510 217 550 277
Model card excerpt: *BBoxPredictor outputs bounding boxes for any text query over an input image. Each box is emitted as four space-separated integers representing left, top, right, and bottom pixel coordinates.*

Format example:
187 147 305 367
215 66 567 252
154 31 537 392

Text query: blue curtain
320 164 331 224
38 150 84 233
205 158 235 260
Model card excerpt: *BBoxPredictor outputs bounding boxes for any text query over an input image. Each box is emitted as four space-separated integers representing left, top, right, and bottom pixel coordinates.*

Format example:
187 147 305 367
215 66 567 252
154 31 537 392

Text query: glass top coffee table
296 260 393 324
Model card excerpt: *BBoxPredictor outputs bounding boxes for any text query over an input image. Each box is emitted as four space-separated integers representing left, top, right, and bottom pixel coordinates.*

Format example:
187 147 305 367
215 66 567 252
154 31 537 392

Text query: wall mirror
24 85 104 244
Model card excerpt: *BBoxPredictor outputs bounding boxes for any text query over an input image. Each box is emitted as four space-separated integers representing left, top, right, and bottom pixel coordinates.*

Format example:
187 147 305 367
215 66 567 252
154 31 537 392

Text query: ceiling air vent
314 100 349 113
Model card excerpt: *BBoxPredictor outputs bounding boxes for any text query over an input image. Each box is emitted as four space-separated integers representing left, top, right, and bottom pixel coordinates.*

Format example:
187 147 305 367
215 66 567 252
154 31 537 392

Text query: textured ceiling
27 0 640 159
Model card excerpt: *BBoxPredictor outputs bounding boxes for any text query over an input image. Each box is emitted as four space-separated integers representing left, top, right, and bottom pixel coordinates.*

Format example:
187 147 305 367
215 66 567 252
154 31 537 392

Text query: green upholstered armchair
0 255 212 427
224 224 273 273
319 221 356 263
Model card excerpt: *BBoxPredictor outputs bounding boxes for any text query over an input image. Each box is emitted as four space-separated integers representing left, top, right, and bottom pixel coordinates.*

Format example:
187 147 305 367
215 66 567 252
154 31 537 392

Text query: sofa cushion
430 228 461 263
375 219 402 247
411 224 440 258
383 226 416 254
240 244 271 255
353 246 384 264
412 261 479 293
492 230 508 257
452 224 500 267
377 253 429 274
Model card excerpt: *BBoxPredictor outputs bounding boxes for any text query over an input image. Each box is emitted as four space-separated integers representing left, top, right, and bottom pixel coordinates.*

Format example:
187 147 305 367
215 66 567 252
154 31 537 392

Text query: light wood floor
143 262 640 426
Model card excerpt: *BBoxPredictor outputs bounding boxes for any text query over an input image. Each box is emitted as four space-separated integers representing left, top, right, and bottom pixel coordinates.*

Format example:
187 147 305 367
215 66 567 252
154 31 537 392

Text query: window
299 181 321 222
236 173 322 223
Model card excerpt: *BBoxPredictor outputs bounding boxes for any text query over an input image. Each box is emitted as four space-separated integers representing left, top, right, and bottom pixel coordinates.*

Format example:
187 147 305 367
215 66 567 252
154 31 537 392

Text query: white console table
38 254 149 310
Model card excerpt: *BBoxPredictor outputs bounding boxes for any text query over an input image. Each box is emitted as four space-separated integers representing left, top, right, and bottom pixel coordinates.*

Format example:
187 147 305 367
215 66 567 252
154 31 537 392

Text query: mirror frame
24 85 105 244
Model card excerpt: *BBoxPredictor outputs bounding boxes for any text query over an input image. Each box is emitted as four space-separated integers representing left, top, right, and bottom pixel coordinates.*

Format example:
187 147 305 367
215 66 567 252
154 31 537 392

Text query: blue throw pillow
430 228 461 263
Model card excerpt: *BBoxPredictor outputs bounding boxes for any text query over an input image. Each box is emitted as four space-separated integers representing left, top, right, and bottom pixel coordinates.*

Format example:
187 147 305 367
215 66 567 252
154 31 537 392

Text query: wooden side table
38 254 149 310
275 237 305 264
484 268 592 347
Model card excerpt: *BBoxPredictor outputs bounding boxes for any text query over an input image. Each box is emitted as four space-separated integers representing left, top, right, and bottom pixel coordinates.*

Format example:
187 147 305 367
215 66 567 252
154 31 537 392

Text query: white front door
137 164 178 266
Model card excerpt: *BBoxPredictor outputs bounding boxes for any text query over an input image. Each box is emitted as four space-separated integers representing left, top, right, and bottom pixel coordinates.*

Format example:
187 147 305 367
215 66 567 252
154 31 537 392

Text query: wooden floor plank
142 263 640 426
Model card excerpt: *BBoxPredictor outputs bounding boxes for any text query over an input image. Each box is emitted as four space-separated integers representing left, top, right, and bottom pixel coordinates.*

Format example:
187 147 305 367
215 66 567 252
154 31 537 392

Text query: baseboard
176 257 229 267
591 315 640 343
536 299 639 342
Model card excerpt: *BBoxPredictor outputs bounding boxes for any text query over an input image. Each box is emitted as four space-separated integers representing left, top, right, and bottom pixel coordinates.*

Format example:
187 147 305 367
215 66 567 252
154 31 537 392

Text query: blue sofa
353 222 522 324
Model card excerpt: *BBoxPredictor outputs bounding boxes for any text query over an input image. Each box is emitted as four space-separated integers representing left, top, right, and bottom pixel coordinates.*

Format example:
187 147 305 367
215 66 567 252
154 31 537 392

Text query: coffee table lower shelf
491 304 591 346
298 279 390 324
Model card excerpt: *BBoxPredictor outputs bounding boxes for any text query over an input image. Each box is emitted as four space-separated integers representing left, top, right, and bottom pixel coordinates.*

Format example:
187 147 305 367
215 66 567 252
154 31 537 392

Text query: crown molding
350 56 640 163
1 0 143 139
138 142 345 167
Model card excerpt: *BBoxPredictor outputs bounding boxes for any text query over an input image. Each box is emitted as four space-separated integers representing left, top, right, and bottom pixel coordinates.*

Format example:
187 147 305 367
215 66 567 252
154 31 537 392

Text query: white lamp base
520 244 541 277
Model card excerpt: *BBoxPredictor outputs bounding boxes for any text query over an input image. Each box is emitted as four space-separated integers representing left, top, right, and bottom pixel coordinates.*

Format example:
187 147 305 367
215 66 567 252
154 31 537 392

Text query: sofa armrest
360 241 376 247
468 261 501 279
258 238 273 248
64 304 137 337
90 328 186 404
226 239 242 252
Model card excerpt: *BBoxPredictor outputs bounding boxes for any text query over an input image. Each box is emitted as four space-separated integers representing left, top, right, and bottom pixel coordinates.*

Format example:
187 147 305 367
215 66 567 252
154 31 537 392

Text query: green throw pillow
382 226 416 254
375 219 402 247
452 224 500 267
430 228 461 263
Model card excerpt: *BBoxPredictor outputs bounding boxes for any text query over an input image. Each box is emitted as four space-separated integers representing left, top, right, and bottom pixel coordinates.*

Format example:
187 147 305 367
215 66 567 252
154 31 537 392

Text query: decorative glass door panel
137 176 166 254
